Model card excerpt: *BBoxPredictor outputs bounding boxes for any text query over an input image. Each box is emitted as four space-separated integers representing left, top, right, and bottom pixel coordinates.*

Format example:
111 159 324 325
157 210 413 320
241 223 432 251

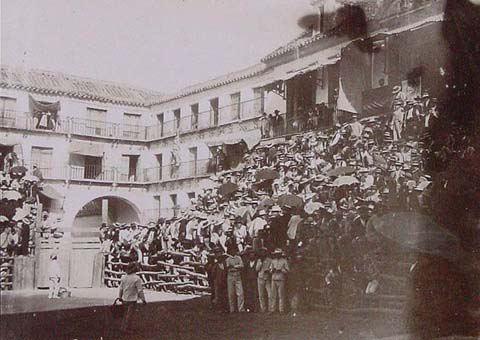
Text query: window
84 156 103 180
0 96 16 116
156 153 163 181
120 155 139 182
187 192 196 205
86 108 107 136
173 109 181 129
170 194 178 217
371 40 388 89
210 98 219 126
0 96 16 127
190 103 199 130
123 113 141 139
188 147 197 177
253 88 265 114
230 92 241 120
156 113 164 137
31 146 53 176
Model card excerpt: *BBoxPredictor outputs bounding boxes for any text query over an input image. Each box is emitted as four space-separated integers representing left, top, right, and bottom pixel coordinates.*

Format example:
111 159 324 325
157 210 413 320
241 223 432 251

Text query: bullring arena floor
0 288 477 339
0 288 194 315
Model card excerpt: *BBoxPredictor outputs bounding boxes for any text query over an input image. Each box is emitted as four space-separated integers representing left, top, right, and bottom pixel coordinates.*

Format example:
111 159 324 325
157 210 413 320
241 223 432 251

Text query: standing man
225 247 245 313
269 248 289 313
255 248 272 313
118 262 147 334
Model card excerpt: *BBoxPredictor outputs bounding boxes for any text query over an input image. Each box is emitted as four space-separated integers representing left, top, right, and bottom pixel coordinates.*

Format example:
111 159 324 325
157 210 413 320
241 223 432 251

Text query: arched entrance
72 196 140 238
68 196 140 288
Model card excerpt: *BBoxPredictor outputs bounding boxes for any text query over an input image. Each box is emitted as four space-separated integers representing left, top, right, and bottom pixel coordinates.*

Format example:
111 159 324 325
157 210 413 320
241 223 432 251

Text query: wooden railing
103 251 209 295
0 257 14 291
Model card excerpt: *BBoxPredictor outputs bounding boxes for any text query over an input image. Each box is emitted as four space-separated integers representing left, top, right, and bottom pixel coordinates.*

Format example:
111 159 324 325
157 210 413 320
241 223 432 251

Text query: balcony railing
146 98 264 139
0 99 263 141
21 158 216 184
144 158 216 183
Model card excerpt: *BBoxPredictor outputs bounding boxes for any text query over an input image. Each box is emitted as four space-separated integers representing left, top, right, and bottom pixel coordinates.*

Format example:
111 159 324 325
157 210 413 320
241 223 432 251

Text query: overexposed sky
1 0 311 93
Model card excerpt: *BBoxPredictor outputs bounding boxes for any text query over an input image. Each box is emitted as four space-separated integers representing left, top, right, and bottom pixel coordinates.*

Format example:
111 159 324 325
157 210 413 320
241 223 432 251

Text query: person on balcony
270 110 285 137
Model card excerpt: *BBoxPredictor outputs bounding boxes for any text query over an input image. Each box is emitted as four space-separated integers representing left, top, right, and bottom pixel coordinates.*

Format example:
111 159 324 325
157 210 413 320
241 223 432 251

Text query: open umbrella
278 194 304 209
12 208 29 221
23 174 40 182
333 175 359 187
258 197 275 209
304 202 324 215
218 182 238 196
368 212 464 261
9 166 28 176
255 169 279 181
326 166 356 177
5 190 22 201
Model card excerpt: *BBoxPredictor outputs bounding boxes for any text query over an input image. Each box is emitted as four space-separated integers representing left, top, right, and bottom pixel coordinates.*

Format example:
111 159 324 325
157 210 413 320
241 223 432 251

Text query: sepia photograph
0 0 479 339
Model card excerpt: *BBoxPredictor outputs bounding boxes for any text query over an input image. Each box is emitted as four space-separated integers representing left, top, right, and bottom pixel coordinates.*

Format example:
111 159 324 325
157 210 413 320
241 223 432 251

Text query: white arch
63 191 146 230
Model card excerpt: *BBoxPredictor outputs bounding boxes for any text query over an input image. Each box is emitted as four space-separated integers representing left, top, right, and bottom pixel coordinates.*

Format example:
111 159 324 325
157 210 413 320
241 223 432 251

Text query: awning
69 140 104 157
39 185 64 201
270 42 346 83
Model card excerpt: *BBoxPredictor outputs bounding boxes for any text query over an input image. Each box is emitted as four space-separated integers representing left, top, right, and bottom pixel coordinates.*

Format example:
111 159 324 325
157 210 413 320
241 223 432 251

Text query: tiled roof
0 65 165 107
150 63 267 105
261 30 316 62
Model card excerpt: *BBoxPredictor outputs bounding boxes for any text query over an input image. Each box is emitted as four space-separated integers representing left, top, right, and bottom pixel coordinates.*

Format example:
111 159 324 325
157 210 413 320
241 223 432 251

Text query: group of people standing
207 246 293 314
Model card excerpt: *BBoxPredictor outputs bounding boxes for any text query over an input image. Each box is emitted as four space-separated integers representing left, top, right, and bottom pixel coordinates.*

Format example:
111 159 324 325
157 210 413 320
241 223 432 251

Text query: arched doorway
72 196 140 238
69 196 140 288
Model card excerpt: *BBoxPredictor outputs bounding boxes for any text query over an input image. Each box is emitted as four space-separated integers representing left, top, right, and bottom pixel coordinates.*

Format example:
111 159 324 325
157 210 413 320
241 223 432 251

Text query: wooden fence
103 251 210 295
0 257 14 290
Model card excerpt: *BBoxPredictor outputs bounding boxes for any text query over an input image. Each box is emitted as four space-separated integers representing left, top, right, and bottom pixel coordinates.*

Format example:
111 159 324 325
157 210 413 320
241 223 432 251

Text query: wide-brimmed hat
270 205 282 213
392 85 402 94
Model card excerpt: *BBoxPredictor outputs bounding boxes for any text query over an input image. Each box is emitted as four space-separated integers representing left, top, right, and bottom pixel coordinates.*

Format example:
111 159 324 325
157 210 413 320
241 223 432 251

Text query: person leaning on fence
118 262 147 334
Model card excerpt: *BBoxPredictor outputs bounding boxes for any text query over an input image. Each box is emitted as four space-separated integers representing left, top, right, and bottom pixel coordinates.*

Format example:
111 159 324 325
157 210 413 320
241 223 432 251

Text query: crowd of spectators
0 159 60 257
99 88 446 313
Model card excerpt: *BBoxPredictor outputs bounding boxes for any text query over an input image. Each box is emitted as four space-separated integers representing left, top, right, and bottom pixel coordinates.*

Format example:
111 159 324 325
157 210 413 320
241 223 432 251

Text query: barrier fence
0 257 14 291
103 251 209 295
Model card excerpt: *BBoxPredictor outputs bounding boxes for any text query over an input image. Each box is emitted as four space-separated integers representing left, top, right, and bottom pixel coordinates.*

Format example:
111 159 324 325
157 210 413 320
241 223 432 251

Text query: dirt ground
1 296 408 340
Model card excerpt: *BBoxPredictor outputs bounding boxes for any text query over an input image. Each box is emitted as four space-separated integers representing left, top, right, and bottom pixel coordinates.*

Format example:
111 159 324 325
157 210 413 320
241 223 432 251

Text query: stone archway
71 195 141 238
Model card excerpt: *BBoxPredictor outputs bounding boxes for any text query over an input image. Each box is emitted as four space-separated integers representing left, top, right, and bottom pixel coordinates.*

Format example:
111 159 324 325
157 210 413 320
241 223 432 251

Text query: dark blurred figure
410 0 480 338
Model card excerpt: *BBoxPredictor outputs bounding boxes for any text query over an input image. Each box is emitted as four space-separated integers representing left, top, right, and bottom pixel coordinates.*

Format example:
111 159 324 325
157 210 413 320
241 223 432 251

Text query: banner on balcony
29 95 60 130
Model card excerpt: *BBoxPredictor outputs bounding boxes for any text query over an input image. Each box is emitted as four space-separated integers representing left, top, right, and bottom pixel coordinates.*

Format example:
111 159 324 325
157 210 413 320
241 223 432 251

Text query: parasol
304 202 324 215
5 190 22 201
258 197 275 209
326 166 356 177
9 166 28 176
368 212 464 261
218 182 238 196
23 174 40 182
13 208 29 221
278 194 304 209
255 169 279 181
333 176 360 187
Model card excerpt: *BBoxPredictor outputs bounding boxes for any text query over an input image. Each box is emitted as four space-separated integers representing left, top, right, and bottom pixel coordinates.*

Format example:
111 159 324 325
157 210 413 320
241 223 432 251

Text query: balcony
1 98 263 142
24 158 216 185
146 98 263 140
143 158 216 183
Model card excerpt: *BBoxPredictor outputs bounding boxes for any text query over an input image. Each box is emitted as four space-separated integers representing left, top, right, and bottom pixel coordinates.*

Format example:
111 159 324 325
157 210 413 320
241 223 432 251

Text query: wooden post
102 199 108 224
33 203 43 288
